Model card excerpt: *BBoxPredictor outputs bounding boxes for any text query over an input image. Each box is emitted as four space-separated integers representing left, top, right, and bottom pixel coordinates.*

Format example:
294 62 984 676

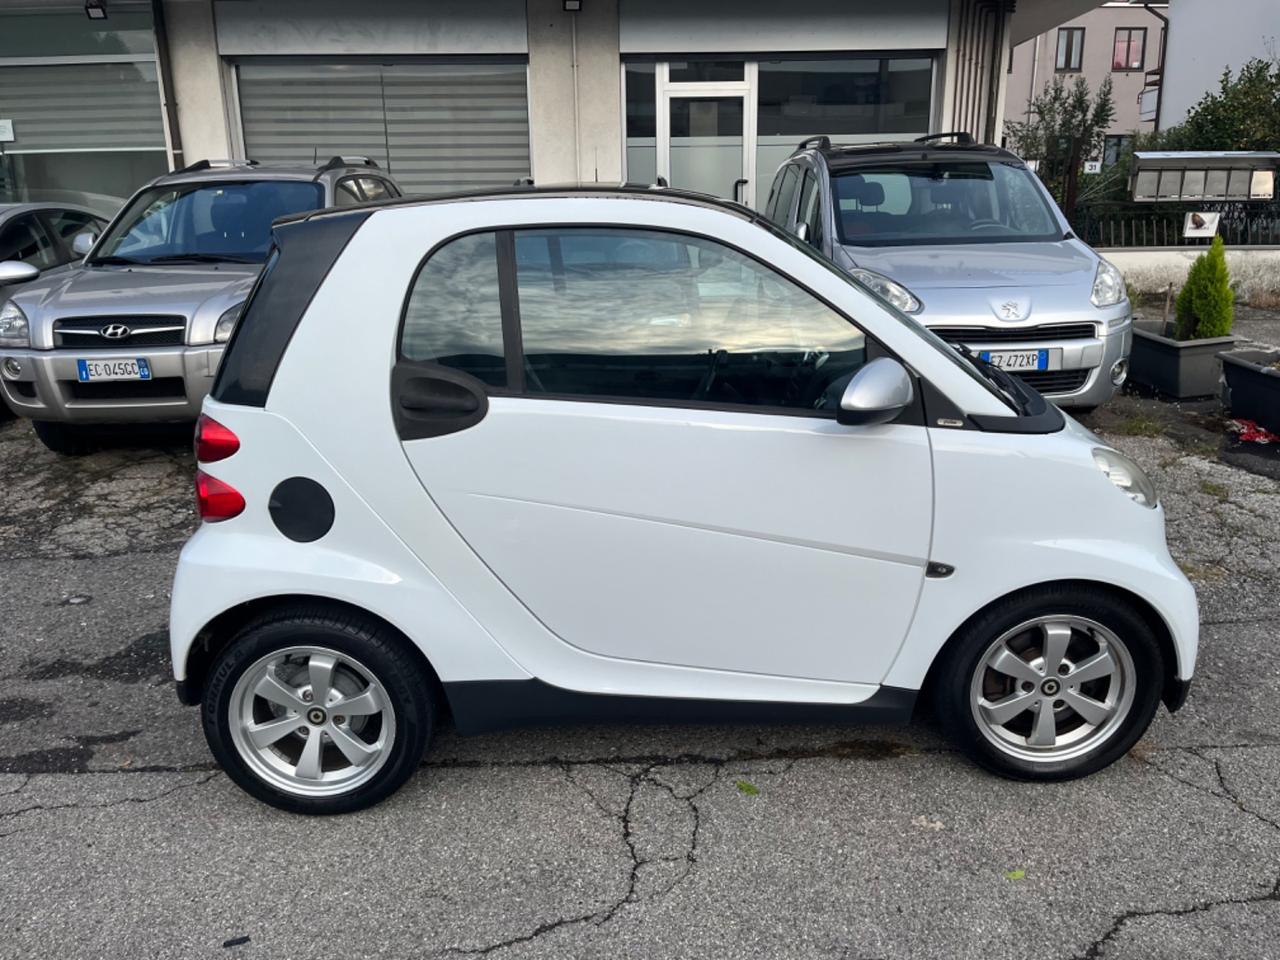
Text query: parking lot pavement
1 412 1279 960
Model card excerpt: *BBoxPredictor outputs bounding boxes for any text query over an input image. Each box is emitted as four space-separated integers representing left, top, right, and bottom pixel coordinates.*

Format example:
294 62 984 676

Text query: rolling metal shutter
236 62 531 195
0 61 166 152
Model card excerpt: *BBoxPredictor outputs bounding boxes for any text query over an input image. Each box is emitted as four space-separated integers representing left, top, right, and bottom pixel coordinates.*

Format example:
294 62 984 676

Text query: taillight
195 414 239 463
195 469 245 522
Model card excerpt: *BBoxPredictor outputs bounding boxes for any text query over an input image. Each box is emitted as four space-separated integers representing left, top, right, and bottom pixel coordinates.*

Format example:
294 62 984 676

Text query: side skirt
441 678 918 735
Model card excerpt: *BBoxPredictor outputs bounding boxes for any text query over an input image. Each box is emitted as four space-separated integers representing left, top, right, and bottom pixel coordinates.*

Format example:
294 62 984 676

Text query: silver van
0 157 401 453
763 135 1130 410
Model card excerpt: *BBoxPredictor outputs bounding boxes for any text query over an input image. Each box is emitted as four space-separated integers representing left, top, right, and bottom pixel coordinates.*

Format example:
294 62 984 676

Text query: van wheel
933 585 1163 780
202 607 435 814
32 420 94 455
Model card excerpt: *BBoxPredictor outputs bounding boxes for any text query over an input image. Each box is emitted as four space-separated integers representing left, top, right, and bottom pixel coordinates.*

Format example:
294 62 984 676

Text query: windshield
92 180 324 264
834 160 1063 247
752 212 1016 411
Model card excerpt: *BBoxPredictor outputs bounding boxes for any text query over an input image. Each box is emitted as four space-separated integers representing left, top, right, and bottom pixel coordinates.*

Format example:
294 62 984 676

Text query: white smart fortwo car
170 185 1197 814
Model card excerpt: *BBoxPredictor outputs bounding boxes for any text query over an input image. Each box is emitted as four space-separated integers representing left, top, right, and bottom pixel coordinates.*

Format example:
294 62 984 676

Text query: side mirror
71 231 98 256
795 222 810 243
0 260 40 286
837 357 914 426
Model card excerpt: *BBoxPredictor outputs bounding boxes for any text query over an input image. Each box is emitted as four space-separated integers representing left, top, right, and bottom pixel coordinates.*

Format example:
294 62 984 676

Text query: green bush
1174 236 1233 340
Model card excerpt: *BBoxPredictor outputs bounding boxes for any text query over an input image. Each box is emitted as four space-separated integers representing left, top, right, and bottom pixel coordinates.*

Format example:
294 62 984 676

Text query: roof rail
513 176 535 186
318 155 380 172
796 136 832 152
913 131 975 145
655 176 669 187
176 158 259 174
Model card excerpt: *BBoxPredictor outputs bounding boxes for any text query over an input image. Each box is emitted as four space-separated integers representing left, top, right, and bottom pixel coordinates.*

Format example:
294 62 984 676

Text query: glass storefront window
624 63 657 185
668 61 745 83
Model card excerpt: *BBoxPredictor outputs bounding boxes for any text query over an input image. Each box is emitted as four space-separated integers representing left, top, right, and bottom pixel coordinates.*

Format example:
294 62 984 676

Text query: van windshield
91 180 324 265
833 160 1062 247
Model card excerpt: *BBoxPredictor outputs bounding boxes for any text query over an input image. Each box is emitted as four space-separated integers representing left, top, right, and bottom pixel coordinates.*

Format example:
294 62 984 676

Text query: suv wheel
203 607 436 814
32 420 94 455
934 585 1163 780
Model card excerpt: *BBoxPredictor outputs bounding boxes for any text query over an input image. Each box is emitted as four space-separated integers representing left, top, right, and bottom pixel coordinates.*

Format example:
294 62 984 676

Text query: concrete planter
1129 327 1239 399
1221 349 1280 435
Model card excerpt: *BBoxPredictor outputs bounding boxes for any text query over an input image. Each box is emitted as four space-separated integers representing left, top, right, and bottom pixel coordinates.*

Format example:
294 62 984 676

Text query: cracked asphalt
1 402 1279 960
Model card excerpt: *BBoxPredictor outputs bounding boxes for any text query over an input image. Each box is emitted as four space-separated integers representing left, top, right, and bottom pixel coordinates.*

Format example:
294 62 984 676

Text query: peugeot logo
100 323 131 340
990 295 1031 322
999 301 1021 319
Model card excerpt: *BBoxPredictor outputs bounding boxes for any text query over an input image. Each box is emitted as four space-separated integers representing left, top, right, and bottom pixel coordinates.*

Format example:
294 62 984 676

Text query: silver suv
0 157 401 453
764 136 1131 410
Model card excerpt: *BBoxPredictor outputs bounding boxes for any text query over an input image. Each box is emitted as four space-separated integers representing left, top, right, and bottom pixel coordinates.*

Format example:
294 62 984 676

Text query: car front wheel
32 420 94 455
934 586 1164 780
202 607 436 814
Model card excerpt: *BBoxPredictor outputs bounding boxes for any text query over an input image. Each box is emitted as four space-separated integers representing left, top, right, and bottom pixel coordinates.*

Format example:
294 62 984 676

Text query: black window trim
394 221 924 426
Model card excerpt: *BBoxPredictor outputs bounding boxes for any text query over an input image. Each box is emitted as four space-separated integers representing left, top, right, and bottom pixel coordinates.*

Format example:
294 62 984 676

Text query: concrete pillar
526 0 622 184
162 0 233 163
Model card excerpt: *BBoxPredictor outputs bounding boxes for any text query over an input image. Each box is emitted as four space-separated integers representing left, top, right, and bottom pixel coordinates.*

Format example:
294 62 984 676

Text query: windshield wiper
87 255 143 266
145 253 261 265
952 342 1028 415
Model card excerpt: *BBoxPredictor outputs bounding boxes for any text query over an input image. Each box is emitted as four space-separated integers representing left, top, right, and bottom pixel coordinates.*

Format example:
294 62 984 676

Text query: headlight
0 300 30 348
1091 259 1125 307
1092 447 1157 508
215 302 244 343
849 268 922 314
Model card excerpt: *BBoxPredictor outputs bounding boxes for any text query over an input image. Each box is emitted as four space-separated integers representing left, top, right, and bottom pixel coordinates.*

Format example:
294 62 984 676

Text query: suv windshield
833 160 1062 247
91 180 324 264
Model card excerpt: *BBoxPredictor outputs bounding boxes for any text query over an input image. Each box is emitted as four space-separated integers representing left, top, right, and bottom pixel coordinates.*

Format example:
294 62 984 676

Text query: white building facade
0 0 1096 212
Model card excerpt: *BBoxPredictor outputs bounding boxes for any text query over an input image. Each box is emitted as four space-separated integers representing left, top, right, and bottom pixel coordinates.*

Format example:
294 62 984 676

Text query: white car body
168 188 1197 808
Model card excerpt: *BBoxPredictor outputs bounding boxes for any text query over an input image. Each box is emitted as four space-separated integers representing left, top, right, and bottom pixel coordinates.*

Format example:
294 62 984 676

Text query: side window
400 232 506 387
797 170 824 250
45 209 103 241
359 178 393 201
0 215 57 269
513 228 866 412
771 165 800 227
335 179 363 207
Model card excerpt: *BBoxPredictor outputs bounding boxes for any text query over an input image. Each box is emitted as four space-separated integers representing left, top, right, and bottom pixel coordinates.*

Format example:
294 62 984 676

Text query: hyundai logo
100 323 131 340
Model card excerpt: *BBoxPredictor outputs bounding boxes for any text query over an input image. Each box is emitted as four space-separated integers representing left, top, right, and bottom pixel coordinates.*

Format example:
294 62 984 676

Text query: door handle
399 378 480 415
391 363 489 440
733 178 748 204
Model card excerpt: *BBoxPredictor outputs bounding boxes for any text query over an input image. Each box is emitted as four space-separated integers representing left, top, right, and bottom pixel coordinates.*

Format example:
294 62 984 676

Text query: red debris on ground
1227 419 1280 444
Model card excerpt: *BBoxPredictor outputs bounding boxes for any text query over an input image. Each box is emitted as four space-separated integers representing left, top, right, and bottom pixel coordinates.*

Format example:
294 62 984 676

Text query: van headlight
215 302 244 343
0 300 30 347
849 268 922 314
1092 447 1157 508
1091 259 1125 307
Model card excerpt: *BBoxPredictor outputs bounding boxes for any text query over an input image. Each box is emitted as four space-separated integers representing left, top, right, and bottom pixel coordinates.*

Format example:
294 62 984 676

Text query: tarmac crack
0 771 218 837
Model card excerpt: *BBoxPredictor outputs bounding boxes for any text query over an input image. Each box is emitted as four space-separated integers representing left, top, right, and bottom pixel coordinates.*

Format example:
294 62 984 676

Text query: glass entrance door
656 63 757 205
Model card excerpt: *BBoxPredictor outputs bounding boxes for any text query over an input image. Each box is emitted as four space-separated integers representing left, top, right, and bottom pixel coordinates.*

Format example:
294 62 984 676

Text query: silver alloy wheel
969 615 1135 763
228 645 396 797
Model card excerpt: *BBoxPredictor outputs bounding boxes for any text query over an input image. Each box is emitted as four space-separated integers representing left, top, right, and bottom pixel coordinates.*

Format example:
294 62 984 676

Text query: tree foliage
1175 236 1234 340
1004 75 1115 210
1156 57 1280 151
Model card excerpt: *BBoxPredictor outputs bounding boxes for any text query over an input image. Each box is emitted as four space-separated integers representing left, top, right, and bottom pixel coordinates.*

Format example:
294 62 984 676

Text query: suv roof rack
317 155 380 172
176 158 260 174
796 136 832 152
913 131 975 145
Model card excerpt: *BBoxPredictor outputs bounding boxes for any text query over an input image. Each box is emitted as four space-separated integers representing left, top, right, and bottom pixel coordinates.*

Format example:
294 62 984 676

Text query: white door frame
655 61 758 207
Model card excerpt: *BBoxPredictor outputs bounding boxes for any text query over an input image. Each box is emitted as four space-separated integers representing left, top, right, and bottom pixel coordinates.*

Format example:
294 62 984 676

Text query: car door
0 213 58 270
390 224 933 684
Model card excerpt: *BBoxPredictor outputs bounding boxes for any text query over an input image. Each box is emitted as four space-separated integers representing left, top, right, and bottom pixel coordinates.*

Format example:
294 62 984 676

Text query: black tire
1069 405 1098 417
202 605 436 814
933 584 1163 781
32 420 95 455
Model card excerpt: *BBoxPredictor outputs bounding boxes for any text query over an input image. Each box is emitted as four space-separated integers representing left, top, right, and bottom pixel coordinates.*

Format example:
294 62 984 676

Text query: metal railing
1073 201 1280 248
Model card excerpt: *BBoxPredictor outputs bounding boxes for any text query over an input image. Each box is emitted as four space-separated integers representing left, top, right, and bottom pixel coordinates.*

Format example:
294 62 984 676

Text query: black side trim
442 678 917 735
212 210 371 407
495 230 526 391
1163 677 1192 713
968 375 1066 434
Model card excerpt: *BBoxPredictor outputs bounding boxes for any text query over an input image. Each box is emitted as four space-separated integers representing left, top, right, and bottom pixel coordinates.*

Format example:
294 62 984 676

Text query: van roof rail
177 158 260 174
318 155 380 172
913 131 975 145
796 136 832 152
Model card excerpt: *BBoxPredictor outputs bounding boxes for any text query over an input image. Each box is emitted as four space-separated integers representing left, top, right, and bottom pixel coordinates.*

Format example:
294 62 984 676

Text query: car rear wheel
202 607 435 814
32 420 94 455
934 586 1163 780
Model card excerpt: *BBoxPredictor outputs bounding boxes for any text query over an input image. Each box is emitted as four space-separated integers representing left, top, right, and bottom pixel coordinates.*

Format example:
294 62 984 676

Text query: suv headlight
215 302 244 343
0 300 30 348
849 268 923 314
1092 447 1157 508
1091 259 1125 307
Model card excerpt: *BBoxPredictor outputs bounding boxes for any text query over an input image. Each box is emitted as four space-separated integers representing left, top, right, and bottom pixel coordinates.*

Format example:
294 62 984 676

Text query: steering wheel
969 220 1007 232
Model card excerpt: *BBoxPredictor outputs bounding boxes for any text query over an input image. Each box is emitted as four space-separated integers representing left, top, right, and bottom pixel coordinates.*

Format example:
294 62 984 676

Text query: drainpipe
151 0 184 170
983 0 1009 143
1026 31 1039 124
1143 3 1169 131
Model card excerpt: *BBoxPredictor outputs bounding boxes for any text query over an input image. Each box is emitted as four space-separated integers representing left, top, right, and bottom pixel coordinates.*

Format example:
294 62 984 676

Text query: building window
1157 27 1165 69
1056 27 1085 72
1113 28 1146 71
1103 135 1133 167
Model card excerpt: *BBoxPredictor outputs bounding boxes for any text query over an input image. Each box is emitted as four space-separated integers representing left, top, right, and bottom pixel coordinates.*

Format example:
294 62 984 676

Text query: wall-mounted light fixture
563 0 582 11
85 0 108 20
